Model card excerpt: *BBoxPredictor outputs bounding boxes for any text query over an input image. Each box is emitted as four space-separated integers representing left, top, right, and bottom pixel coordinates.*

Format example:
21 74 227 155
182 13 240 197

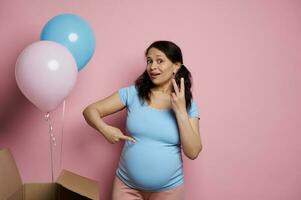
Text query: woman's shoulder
118 84 139 100
118 84 140 108
129 84 137 91
120 84 137 93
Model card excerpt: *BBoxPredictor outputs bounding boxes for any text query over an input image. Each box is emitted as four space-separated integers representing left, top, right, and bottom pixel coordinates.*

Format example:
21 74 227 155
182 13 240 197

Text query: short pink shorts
112 176 184 200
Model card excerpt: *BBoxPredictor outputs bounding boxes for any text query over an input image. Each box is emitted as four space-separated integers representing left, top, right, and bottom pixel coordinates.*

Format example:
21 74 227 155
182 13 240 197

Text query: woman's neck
151 81 173 95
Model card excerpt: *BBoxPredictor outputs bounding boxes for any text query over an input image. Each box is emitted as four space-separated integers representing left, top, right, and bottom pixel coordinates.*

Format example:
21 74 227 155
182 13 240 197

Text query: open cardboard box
0 149 99 200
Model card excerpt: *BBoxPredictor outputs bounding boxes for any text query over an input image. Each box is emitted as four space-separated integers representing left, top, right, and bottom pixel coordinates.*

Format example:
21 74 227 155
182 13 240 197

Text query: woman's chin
150 78 159 84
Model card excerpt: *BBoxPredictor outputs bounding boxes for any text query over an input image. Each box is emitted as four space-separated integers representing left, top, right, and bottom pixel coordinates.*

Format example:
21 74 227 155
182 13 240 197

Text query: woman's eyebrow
147 55 164 59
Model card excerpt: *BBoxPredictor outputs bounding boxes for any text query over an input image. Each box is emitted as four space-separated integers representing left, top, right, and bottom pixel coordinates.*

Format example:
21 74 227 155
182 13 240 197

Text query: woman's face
146 47 179 86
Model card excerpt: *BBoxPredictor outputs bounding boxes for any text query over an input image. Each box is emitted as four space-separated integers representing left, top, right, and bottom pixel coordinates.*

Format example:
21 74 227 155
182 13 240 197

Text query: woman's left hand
171 77 187 115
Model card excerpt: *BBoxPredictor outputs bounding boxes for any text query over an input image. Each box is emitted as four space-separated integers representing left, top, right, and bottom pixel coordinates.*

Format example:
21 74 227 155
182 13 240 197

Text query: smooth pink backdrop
0 0 300 199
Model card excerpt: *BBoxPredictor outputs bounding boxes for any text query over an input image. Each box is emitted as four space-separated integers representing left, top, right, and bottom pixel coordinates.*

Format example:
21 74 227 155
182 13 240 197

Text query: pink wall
1 0 300 199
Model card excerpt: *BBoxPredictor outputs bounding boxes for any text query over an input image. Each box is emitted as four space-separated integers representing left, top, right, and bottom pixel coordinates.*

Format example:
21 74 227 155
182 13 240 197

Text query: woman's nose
150 62 158 70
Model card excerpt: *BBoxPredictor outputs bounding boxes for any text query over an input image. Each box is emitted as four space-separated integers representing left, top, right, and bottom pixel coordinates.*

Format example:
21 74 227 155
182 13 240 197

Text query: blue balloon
41 13 96 71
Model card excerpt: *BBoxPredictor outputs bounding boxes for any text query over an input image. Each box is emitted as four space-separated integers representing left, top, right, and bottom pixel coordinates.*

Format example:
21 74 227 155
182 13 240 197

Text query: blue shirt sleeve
188 99 200 119
118 85 135 107
118 87 127 106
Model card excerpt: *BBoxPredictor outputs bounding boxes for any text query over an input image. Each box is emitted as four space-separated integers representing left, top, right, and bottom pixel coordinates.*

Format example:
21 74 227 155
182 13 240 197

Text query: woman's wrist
174 110 189 119
96 119 109 134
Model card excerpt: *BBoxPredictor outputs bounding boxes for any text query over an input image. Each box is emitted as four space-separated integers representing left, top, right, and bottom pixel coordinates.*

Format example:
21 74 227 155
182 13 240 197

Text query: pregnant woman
83 40 202 200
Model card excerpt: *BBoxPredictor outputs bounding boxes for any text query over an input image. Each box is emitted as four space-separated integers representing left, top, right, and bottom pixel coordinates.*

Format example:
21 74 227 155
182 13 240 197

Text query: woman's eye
157 59 163 64
147 60 152 64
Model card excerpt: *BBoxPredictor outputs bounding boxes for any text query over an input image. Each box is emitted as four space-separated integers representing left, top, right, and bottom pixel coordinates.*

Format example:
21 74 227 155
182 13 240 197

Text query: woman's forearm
83 107 108 133
175 112 202 160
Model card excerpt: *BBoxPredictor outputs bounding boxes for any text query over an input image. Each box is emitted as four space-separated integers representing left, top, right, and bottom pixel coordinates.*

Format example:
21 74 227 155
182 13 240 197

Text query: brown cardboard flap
56 170 99 200
24 183 56 200
0 149 23 199
7 186 23 200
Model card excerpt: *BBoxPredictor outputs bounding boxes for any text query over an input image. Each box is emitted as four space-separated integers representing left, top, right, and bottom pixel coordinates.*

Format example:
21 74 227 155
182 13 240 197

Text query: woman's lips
150 73 160 79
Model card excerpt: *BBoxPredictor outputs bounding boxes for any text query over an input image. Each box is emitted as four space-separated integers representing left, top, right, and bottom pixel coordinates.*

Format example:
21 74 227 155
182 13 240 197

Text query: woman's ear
173 62 181 74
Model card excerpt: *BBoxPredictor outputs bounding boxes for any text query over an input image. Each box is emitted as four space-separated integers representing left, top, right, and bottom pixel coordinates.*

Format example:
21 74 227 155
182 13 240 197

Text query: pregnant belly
120 141 183 190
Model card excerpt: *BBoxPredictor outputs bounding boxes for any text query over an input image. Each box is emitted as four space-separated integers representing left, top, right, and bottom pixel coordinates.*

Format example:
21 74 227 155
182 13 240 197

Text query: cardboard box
0 149 99 200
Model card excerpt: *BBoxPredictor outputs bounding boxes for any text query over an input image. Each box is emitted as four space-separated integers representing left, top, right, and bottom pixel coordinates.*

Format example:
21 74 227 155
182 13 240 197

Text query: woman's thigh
112 175 184 200
148 184 185 200
112 176 145 200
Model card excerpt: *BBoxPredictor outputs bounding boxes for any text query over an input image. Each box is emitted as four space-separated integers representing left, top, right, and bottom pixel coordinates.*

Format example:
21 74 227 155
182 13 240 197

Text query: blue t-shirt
116 85 200 192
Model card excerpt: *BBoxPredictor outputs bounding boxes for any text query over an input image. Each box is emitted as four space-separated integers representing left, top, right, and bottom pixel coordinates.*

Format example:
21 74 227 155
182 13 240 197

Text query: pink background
1 0 300 199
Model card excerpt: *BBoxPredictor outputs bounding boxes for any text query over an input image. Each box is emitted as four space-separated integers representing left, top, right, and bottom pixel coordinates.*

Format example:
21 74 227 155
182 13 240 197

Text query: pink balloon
15 41 77 112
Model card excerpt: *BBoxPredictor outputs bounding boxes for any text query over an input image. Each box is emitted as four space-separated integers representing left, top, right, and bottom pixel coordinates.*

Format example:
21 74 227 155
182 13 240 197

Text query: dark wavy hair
134 40 193 110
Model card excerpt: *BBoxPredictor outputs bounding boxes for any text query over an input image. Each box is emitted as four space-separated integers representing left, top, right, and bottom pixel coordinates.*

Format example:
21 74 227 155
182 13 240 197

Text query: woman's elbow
82 106 89 116
186 145 203 160
82 106 95 118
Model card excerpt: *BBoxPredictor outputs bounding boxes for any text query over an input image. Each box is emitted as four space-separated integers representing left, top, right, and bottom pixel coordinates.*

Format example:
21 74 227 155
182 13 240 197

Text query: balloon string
59 100 66 171
45 112 55 183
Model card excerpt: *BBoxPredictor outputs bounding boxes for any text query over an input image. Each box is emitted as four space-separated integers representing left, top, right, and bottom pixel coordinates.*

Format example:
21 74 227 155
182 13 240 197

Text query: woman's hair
135 40 193 110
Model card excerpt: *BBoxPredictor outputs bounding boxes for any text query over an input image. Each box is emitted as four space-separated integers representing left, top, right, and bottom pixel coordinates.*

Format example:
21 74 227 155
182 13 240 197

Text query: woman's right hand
102 125 136 144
